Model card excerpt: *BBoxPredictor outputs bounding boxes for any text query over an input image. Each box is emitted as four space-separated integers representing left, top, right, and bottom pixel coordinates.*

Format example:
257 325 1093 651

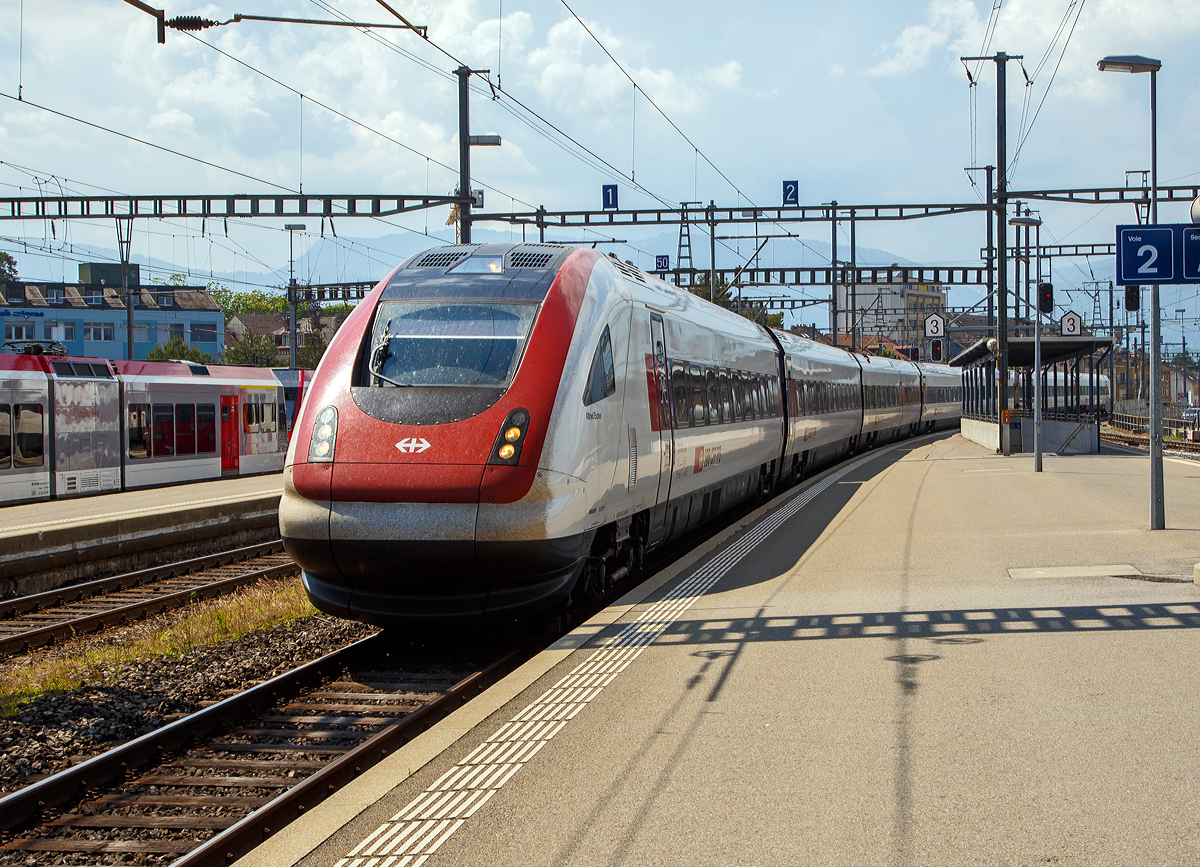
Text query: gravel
0 614 376 794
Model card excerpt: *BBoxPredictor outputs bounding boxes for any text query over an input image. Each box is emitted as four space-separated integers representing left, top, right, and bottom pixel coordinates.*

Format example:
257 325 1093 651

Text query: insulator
166 16 219 31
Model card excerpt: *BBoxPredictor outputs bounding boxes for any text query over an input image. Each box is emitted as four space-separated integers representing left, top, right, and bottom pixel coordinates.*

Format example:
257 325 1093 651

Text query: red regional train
280 243 963 629
0 348 289 505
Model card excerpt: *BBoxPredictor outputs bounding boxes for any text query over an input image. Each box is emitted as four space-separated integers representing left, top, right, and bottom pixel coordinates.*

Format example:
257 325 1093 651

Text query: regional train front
280 243 598 628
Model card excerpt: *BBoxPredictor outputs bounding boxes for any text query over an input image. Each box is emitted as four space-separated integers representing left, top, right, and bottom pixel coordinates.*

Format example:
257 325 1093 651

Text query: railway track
0 630 539 865
0 542 295 658
1101 428 1200 457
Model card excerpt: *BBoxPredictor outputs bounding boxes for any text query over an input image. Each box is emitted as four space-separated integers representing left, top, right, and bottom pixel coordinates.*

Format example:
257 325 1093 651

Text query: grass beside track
0 578 316 716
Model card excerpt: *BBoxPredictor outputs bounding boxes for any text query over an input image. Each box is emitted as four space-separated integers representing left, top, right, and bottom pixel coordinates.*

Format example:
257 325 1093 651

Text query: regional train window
368 300 538 388
152 404 175 457
583 327 616 406
128 405 149 459
262 403 277 434
175 404 196 455
0 404 9 470
13 404 43 468
670 361 689 429
197 404 217 454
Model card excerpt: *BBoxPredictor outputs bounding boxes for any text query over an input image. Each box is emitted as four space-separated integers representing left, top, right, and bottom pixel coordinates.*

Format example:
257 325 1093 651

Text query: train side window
0 404 9 470
690 363 706 426
719 370 732 424
583 326 616 406
263 403 277 434
705 368 720 425
197 404 217 454
176 404 196 455
128 405 149 459
749 376 760 418
670 361 689 429
244 403 259 433
152 404 175 457
734 374 746 420
13 404 44 468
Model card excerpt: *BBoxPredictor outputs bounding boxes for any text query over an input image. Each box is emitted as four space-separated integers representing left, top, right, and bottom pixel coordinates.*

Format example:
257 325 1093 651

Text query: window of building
47 287 64 304
4 323 34 341
191 323 218 343
159 292 174 307
84 322 115 341
44 322 76 341
168 322 184 341
134 324 155 343
86 288 103 306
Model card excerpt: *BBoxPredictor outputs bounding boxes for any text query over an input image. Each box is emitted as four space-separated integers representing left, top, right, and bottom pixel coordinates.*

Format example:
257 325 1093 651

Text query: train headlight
488 408 530 466
308 405 338 463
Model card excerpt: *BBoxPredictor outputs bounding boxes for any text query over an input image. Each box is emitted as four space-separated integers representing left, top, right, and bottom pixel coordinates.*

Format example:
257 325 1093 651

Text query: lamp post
1099 53 1164 529
284 223 306 370
1176 309 1187 407
1011 213 1043 471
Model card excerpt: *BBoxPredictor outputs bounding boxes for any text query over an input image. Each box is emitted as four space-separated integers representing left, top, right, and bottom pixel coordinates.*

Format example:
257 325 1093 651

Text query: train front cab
283 244 598 628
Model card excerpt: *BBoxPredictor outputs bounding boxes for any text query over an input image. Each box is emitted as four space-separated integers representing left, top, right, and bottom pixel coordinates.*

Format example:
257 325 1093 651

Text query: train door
647 313 675 546
220 395 239 474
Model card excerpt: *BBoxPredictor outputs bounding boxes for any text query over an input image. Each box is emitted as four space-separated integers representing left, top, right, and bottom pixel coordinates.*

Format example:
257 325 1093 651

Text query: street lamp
1099 53 1164 529
284 223 306 370
1011 213 1043 471
1176 309 1188 408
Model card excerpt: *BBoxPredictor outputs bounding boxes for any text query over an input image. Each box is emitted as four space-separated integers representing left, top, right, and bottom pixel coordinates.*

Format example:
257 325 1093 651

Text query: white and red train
0 351 289 504
280 243 963 629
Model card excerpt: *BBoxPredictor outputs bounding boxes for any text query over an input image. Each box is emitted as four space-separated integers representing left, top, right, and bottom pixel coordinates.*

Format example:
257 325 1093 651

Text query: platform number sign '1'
602 184 618 210
783 181 799 207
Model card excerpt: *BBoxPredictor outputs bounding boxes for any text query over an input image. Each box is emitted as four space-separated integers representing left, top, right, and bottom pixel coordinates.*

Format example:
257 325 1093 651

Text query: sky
1 0 1199 334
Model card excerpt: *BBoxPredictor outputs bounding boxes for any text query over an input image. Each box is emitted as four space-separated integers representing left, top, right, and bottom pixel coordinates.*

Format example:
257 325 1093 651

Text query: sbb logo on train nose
394 437 431 454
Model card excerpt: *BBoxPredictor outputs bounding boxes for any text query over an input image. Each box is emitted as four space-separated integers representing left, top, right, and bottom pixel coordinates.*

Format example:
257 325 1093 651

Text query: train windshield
369 301 539 387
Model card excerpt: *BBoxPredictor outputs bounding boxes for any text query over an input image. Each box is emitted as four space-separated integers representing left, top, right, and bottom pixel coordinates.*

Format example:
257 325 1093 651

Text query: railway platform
0 473 283 595
240 433 1200 867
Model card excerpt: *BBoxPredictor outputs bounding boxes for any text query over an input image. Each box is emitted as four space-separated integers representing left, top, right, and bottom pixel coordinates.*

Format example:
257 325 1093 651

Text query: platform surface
261 434 1200 867
0 473 282 542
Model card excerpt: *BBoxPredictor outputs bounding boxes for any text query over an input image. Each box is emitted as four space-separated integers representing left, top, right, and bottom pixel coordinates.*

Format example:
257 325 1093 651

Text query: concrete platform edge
227 452 854 867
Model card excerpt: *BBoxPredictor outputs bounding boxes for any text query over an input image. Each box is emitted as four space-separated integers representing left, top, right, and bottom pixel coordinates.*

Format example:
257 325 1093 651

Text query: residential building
833 281 949 348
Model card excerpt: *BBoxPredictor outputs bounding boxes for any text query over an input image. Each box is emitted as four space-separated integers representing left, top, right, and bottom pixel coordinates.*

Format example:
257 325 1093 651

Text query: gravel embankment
0 615 376 794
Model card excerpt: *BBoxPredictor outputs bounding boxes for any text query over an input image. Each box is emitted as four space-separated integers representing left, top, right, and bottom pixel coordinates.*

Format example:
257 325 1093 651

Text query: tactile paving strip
335 451 881 867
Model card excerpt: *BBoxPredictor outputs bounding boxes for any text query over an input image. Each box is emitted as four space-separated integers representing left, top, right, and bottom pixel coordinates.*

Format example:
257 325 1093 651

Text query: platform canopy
950 334 1112 369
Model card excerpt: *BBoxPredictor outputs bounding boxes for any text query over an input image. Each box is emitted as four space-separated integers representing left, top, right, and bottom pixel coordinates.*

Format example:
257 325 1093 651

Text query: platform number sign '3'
924 313 945 339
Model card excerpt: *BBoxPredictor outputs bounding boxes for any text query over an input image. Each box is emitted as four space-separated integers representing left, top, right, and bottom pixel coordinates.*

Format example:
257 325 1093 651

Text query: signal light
1038 282 1054 315
1125 286 1140 312
930 338 943 363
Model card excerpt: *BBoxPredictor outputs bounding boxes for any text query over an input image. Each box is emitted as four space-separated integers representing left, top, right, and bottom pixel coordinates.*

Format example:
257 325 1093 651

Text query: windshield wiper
369 339 411 388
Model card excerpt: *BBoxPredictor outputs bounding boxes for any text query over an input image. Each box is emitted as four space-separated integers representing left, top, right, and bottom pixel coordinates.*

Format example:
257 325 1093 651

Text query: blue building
0 270 224 359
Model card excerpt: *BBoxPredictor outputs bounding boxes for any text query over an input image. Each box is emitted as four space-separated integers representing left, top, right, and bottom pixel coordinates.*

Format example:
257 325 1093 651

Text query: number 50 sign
1116 224 1200 285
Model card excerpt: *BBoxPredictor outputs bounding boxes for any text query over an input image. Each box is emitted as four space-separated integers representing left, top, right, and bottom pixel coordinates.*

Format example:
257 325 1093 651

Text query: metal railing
1111 412 1194 437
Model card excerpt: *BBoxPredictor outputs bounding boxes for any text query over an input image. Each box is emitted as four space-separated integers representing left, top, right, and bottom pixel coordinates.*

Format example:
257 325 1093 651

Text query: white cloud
867 0 981 77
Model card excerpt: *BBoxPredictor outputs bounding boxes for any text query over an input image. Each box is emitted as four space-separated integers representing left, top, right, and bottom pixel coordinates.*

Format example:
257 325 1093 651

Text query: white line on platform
333 450 884 867
1 488 281 535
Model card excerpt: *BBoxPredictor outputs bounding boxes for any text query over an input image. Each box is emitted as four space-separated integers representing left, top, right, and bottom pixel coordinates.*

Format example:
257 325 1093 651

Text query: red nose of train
280 244 599 627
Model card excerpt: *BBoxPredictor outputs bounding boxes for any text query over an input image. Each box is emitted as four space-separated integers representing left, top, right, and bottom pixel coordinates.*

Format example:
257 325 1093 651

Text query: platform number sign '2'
1115 224 1200 285
782 181 799 207
602 184 618 210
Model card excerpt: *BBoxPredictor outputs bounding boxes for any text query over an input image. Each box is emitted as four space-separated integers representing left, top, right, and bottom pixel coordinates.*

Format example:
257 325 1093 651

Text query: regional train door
647 313 674 546
220 395 240 475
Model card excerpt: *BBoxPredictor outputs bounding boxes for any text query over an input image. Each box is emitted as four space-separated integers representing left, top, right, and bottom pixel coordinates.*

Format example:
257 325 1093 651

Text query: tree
145 336 219 364
225 330 279 367
207 283 289 319
687 274 784 329
0 252 17 282
297 310 330 370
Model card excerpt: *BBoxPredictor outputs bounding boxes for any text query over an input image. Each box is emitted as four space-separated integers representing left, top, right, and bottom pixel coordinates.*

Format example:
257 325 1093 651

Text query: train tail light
489 408 530 465
308 406 338 462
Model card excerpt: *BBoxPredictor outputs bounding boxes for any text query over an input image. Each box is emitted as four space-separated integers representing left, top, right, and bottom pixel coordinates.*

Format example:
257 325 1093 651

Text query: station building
0 264 224 360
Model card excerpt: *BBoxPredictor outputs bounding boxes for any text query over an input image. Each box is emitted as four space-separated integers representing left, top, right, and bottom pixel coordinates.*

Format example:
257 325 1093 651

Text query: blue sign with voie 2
1116 224 1200 285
